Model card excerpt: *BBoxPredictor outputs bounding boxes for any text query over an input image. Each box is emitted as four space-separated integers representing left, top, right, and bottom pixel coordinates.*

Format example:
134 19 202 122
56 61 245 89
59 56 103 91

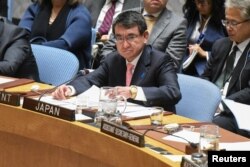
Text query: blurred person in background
202 0 250 137
181 0 227 76
0 17 39 81
83 0 141 42
19 0 92 69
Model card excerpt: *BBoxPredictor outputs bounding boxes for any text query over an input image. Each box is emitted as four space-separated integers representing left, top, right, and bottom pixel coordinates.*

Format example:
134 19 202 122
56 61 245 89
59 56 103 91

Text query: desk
0 103 184 167
1 79 249 167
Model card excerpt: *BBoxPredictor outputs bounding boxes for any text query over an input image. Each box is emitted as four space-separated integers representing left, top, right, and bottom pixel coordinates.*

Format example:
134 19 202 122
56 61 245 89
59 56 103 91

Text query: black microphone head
79 69 90 76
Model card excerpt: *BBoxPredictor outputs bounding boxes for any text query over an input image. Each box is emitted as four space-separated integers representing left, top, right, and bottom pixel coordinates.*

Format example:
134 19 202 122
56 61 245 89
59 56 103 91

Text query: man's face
144 0 168 14
114 25 148 62
225 7 250 43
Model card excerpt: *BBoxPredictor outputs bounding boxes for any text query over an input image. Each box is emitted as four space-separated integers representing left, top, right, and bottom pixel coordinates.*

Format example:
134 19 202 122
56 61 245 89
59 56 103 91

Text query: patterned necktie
126 63 134 86
215 45 238 89
98 0 117 35
224 45 238 83
144 14 157 34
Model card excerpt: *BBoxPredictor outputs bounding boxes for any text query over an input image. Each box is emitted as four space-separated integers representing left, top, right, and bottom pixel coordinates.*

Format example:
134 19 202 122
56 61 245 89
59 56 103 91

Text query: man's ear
143 30 149 43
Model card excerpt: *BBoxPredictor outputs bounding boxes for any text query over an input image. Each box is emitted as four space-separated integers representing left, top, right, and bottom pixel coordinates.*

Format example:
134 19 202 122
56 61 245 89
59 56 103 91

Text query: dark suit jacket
69 45 181 112
101 7 187 71
0 17 39 81
202 38 250 104
83 0 141 27
183 14 227 76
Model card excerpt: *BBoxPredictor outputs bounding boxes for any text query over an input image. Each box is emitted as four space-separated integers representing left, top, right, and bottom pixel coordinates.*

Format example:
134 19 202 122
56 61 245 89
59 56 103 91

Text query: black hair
183 0 226 27
112 11 147 35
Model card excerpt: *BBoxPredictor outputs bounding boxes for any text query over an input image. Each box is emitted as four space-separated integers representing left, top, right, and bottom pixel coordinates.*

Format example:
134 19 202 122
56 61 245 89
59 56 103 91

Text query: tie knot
127 63 134 71
232 45 238 52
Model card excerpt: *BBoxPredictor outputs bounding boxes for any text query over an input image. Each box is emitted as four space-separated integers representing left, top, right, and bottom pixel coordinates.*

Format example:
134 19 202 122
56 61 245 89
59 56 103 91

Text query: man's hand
116 86 131 99
51 85 72 100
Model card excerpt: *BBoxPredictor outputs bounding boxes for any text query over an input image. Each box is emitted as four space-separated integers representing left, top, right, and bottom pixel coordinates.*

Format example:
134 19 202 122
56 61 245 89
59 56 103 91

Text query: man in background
201 0 250 137
0 17 39 81
83 0 141 41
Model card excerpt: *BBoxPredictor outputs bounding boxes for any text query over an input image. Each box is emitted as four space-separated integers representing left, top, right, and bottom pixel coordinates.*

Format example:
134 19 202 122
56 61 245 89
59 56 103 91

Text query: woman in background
182 0 227 76
19 0 92 69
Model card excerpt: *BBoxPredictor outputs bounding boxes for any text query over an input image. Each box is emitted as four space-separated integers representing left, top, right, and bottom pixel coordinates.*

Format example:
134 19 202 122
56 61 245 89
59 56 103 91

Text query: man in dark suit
99 0 187 71
52 11 181 112
201 0 250 137
83 0 141 41
0 17 39 81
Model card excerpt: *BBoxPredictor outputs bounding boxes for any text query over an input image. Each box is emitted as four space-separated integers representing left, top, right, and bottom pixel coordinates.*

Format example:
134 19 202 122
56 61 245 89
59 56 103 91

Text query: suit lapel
131 46 151 85
228 41 250 92
213 40 232 81
148 9 170 44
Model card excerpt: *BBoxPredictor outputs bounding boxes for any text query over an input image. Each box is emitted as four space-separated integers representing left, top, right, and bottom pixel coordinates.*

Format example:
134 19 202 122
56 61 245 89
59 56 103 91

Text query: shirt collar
106 0 123 4
142 10 162 18
233 38 250 53
126 51 142 67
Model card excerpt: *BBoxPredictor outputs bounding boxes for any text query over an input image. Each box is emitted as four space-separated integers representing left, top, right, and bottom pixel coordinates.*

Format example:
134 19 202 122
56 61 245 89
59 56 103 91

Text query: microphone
38 69 90 101
142 125 198 149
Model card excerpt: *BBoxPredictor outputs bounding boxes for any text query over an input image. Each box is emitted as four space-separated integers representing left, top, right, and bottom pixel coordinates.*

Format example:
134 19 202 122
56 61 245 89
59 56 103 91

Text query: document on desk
38 85 166 119
220 141 250 151
162 130 200 144
0 77 15 84
222 99 250 131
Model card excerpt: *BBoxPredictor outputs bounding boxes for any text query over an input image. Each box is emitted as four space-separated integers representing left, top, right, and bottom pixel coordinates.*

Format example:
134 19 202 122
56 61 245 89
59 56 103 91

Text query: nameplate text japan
22 97 75 121
0 91 20 106
100 120 145 147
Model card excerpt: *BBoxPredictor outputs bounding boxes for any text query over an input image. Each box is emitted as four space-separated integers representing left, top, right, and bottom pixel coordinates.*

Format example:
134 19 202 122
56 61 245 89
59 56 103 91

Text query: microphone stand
38 69 90 101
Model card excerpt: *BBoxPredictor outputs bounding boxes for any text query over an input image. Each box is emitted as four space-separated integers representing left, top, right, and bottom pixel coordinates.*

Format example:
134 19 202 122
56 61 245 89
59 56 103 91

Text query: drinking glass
199 125 220 154
150 107 164 126
95 87 126 127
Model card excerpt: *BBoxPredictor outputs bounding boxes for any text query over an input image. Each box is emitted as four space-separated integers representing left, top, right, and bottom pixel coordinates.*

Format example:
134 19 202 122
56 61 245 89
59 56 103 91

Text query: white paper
77 85 100 107
220 141 250 151
75 113 92 121
163 155 191 162
0 78 15 84
223 99 250 131
122 106 161 118
163 130 200 144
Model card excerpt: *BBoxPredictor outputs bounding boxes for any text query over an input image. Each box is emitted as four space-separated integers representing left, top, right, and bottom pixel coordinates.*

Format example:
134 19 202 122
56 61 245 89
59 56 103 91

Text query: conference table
0 79 249 167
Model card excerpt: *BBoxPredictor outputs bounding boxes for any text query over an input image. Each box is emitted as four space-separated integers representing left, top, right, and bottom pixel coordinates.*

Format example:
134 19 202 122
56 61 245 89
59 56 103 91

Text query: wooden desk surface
0 103 183 167
1 78 249 167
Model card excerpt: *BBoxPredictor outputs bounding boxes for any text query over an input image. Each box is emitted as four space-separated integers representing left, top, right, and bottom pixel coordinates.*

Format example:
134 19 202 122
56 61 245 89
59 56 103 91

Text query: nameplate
0 91 20 106
181 157 200 167
100 120 145 147
22 97 75 121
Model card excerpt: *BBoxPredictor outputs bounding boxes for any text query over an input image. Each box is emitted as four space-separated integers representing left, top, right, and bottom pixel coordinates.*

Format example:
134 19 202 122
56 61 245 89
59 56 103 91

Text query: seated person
83 0 141 41
0 17 39 81
52 11 181 113
182 0 227 76
96 0 187 71
201 0 250 137
19 0 92 69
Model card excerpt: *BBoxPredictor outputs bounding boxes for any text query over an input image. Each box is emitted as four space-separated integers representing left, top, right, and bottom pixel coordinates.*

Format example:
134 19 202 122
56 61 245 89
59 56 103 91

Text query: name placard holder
100 120 145 147
22 97 75 121
181 157 200 167
0 91 20 106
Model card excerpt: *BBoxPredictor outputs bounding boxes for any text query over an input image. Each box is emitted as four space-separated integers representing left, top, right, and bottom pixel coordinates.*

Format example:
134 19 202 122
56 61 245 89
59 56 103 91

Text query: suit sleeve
0 26 31 76
142 55 181 107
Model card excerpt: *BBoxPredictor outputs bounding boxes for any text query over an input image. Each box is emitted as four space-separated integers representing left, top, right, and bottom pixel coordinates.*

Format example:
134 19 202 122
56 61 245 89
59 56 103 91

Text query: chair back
176 74 221 122
31 44 79 86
